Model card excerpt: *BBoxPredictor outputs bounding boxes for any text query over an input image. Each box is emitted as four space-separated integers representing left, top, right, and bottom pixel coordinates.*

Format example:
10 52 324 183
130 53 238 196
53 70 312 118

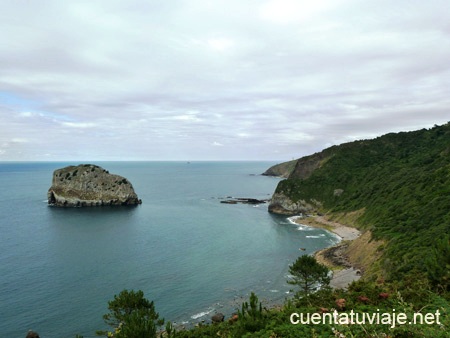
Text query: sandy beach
293 215 362 289
293 215 361 241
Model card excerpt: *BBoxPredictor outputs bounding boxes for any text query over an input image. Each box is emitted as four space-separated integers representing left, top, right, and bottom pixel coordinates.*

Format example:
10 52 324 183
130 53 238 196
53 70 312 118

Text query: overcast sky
1 0 449 161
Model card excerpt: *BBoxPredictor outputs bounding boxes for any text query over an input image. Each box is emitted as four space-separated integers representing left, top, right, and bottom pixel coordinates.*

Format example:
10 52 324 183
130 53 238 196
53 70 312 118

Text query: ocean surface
0 161 339 338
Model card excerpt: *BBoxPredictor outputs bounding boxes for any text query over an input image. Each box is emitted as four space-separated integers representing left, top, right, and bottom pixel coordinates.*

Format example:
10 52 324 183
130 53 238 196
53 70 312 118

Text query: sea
0 161 340 338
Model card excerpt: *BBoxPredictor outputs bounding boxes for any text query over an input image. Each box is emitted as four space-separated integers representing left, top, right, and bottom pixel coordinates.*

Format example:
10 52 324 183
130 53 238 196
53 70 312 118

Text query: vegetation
236 292 266 335
288 255 330 298
77 277 448 337
96 289 164 338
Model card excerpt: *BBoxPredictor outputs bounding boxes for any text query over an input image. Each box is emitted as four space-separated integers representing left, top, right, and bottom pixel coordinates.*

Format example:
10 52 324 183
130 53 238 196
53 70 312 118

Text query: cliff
267 150 335 215
265 152 333 181
47 164 142 207
267 193 317 215
261 159 297 178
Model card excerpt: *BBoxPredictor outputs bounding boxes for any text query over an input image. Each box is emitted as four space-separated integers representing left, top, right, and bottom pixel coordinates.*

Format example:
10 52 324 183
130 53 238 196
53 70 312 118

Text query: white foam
287 216 302 224
305 235 321 238
296 225 314 231
287 216 316 231
191 307 214 319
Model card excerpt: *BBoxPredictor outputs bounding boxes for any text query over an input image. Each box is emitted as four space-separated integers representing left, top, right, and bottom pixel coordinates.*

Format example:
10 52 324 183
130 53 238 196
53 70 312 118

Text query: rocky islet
47 164 142 207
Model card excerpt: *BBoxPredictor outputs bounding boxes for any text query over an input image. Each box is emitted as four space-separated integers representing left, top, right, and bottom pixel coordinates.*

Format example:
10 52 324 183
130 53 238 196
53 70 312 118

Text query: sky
1 0 449 161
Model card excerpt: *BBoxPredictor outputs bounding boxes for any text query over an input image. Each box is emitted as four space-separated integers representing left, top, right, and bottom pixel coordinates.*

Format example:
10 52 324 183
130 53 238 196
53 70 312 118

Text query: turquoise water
0 162 339 337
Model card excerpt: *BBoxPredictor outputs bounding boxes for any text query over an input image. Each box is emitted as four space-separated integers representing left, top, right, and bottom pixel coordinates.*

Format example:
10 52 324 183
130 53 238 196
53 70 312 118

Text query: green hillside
273 123 450 291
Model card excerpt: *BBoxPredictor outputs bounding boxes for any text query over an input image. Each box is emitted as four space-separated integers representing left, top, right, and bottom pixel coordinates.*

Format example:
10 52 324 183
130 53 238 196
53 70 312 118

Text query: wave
286 216 317 231
287 215 302 224
191 307 215 320
297 225 314 231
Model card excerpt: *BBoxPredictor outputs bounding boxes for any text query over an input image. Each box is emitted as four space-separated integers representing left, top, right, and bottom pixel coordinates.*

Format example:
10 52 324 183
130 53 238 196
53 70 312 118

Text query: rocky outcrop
220 197 269 204
264 152 331 180
47 164 142 207
211 313 225 323
26 331 40 338
268 192 316 215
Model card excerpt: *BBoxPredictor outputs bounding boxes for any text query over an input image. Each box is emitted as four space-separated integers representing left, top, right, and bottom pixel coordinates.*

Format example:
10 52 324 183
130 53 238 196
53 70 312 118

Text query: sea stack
47 164 142 207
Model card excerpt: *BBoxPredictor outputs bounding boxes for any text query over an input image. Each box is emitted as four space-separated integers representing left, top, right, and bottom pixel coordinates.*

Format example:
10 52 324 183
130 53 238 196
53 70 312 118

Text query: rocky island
47 164 142 207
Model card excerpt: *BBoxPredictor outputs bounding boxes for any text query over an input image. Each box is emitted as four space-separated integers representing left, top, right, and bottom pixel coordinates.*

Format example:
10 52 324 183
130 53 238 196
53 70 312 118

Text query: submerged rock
47 164 142 207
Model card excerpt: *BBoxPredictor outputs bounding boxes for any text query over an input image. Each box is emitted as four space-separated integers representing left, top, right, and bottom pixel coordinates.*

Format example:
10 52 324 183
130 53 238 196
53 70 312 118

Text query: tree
97 289 164 338
288 255 330 297
426 235 450 292
114 309 157 338
235 292 266 335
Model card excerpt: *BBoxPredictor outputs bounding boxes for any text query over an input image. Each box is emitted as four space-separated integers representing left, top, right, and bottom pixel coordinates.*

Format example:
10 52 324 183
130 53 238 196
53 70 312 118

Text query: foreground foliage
164 277 449 337
96 289 164 338
75 267 448 337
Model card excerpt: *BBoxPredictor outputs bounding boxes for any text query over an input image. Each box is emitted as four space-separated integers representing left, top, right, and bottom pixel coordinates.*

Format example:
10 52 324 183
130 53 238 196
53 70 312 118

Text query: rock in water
47 164 142 207
211 313 225 323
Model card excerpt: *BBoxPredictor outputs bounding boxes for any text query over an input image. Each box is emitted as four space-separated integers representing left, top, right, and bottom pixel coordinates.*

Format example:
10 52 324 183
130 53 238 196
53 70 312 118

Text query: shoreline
170 214 362 333
292 215 362 289
291 215 361 241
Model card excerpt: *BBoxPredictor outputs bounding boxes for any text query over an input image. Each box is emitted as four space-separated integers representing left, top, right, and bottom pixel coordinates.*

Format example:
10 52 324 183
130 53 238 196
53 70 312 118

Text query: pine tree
97 289 163 338
288 255 330 297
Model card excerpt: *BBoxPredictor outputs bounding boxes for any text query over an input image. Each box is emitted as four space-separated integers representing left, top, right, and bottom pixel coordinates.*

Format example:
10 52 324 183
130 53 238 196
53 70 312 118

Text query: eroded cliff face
47 164 142 207
268 192 316 215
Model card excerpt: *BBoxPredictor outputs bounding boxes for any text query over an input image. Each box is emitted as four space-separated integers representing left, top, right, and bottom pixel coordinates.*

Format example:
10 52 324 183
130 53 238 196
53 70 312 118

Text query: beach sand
295 215 361 241
294 215 362 289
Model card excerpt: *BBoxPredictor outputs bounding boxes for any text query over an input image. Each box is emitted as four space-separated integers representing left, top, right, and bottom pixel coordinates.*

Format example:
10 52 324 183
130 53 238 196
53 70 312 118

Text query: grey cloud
0 0 449 161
